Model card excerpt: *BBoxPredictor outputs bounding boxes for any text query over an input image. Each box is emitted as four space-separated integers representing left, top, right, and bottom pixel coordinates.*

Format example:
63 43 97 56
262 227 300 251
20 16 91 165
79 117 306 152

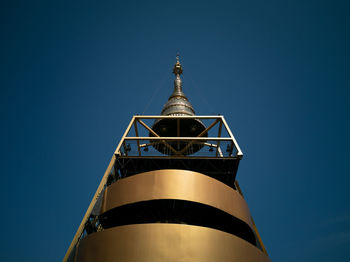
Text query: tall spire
169 54 185 99
161 55 195 116
151 55 207 155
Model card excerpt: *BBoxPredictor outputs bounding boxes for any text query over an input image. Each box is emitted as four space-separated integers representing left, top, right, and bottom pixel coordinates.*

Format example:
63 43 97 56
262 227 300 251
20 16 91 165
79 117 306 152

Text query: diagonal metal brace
178 119 220 155
137 119 180 156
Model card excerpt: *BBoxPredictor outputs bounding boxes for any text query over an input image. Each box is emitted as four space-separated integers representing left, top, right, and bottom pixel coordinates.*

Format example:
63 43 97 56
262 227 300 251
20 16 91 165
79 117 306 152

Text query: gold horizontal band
76 223 270 262
101 169 253 228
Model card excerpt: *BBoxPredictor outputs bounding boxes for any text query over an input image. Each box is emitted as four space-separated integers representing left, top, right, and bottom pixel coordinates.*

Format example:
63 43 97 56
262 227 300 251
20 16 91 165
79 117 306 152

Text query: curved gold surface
101 169 253 228
76 224 270 262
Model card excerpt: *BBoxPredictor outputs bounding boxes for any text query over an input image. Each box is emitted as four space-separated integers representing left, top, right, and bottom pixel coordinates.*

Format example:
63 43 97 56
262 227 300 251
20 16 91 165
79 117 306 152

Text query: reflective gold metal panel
76 224 270 262
101 169 253 228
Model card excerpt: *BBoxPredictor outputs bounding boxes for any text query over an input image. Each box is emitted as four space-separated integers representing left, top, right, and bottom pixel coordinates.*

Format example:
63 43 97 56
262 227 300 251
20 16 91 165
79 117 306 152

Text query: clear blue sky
2 0 350 261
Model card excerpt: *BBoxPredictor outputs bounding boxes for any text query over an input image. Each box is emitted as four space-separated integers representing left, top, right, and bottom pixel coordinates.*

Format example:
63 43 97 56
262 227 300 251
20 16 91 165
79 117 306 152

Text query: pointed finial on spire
173 54 183 75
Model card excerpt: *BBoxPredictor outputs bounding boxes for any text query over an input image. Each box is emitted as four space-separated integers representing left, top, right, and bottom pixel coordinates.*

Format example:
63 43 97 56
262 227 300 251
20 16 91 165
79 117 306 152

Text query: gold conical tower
63 56 270 262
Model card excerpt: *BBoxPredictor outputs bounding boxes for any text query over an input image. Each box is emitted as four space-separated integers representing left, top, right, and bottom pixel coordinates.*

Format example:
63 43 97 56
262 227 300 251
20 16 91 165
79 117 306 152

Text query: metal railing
115 115 243 159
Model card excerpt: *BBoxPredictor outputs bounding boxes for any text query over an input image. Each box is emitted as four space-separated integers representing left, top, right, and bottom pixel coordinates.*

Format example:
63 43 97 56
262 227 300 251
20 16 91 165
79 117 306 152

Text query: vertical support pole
234 180 268 256
63 154 117 262
215 120 223 157
122 141 128 156
251 217 268 255
134 121 141 156
176 118 180 136
221 116 243 158
177 118 180 151
114 116 136 155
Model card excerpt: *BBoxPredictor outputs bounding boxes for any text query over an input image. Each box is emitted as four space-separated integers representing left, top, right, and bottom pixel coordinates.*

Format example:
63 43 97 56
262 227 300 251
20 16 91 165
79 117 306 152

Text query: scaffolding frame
63 115 246 261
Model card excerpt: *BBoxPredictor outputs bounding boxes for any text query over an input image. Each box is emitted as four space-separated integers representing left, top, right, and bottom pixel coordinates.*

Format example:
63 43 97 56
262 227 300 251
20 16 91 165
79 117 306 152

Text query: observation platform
111 115 243 189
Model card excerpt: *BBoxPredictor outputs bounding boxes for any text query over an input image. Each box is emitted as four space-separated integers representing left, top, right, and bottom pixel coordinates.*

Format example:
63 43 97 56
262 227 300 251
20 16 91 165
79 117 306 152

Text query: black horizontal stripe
100 199 257 246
